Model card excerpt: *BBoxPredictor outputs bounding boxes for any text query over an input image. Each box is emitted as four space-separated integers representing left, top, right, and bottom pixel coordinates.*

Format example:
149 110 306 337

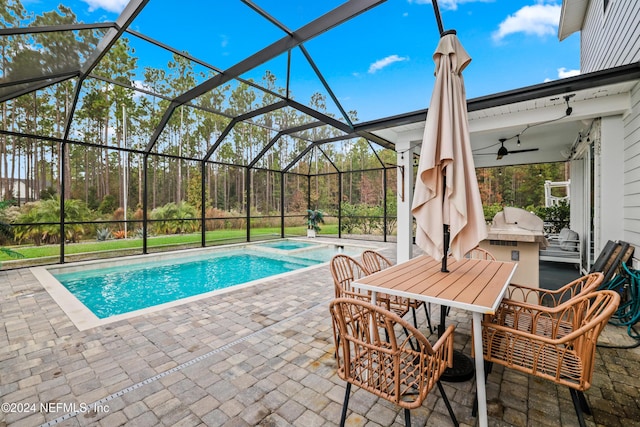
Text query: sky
20 0 581 122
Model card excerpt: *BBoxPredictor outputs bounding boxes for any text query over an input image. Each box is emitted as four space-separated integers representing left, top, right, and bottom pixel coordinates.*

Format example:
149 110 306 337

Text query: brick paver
1 239 639 427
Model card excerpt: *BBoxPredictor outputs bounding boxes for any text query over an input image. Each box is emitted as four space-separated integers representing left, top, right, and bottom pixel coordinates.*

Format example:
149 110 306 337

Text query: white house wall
623 82 640 266
580 0 640 73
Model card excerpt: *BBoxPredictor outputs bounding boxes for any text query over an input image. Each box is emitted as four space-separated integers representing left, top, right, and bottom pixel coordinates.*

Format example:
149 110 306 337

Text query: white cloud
543 67 581 83
368 55 409 74
408 0 493 12
82 0 128 13
557 67 580 78
492 2 561 41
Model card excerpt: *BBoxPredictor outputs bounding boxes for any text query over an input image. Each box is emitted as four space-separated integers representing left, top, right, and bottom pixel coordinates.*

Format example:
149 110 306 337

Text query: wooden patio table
351 254 517 427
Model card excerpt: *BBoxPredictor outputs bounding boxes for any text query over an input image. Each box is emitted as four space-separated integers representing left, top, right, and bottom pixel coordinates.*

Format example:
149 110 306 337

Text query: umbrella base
442 350 475 382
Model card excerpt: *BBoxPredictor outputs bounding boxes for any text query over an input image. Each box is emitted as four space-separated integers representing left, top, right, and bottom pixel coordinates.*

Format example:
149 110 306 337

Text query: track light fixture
564 94 575 116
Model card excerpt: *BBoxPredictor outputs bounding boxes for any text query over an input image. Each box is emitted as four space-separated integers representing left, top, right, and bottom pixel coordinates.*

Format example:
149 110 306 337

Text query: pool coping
31 238 374 331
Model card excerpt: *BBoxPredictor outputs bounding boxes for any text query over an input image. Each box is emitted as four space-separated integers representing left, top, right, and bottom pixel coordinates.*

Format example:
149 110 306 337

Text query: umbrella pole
442 174 450 272
437 173 474 382
442 224 450 272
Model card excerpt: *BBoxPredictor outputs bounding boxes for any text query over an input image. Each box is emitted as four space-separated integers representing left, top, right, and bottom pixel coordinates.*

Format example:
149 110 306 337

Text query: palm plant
307 209 324 232
13 198 93 245
150 202 198 235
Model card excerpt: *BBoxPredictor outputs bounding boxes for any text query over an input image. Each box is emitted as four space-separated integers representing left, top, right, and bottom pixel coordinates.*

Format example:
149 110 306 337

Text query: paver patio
1 239 639 427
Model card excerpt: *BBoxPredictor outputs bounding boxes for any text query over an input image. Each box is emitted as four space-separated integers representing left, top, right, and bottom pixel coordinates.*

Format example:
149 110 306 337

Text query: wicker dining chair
361 250 433 333
330 254 372 301
330 298 459 427
464 246 496 261
493 273 604 338
330 254 410 318
481 290 620 427
361 249 394 272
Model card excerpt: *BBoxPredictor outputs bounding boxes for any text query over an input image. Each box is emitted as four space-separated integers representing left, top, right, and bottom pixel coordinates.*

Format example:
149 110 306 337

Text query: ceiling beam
202 100 288 161
247 121 324 169
63 0 149 139
146 0 386 153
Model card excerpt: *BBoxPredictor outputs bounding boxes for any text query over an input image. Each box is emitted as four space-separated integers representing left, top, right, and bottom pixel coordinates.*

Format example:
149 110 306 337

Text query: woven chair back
330 254 371 299
465 247 496 261
329 297 454 409
361 250 393 273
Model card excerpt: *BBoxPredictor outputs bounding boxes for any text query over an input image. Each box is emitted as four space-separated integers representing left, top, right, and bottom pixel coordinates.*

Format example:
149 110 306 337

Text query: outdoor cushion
558 228 579 251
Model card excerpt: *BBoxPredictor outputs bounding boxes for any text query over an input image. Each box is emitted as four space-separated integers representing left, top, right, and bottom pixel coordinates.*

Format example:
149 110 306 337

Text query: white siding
623 82 640 265
580 0 640 72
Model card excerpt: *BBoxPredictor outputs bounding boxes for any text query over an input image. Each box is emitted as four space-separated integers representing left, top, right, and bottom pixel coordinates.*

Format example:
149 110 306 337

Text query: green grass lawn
0 224 340 261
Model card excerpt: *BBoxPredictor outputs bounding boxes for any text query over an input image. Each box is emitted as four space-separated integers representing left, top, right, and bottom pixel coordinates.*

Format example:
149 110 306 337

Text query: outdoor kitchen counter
479 227 547 289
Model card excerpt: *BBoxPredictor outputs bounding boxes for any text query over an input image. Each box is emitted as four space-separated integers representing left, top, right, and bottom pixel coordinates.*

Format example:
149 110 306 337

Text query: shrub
13 198 93 245
150 202 199 235
483 203 504 224
534 200 570 234
98 194 117 215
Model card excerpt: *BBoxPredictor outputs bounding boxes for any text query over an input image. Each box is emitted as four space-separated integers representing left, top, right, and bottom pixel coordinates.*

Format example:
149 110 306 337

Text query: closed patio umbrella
411 31 487 270
411 31 487 382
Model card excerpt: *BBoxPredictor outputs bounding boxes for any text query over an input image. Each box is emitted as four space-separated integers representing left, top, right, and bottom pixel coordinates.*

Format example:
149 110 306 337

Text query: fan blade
508 148 539 154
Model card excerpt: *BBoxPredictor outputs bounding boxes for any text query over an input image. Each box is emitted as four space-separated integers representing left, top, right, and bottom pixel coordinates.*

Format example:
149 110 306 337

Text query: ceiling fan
496 138 539 160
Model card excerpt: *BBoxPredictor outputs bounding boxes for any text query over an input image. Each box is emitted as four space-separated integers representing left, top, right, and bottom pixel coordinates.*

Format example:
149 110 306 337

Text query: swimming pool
32 239 369 330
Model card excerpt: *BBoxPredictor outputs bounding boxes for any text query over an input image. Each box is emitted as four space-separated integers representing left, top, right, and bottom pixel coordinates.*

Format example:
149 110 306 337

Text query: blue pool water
54 242 359 319
255 240 316 250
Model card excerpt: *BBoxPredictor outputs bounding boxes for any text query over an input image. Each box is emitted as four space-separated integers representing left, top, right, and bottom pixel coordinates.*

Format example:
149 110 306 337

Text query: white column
570 158 587 268
396 139 416 262
598 115 625 249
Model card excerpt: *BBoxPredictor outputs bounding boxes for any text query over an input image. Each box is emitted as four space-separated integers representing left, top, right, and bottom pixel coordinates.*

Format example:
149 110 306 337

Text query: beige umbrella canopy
411 32 487 267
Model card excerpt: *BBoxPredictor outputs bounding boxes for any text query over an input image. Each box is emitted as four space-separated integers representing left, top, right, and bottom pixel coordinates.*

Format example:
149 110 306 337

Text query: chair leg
569 388 588 427
423 303 433 334
437 380 459 427
404 408 411 427
577 390 592 415
340 383 351 427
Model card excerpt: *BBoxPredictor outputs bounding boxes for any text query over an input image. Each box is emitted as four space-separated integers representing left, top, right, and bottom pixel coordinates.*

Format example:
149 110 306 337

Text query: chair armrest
430 324 455 352
504 273 603 307
489 298 580 339
496 295 568 315
483 318 568 345
411 324 455 370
